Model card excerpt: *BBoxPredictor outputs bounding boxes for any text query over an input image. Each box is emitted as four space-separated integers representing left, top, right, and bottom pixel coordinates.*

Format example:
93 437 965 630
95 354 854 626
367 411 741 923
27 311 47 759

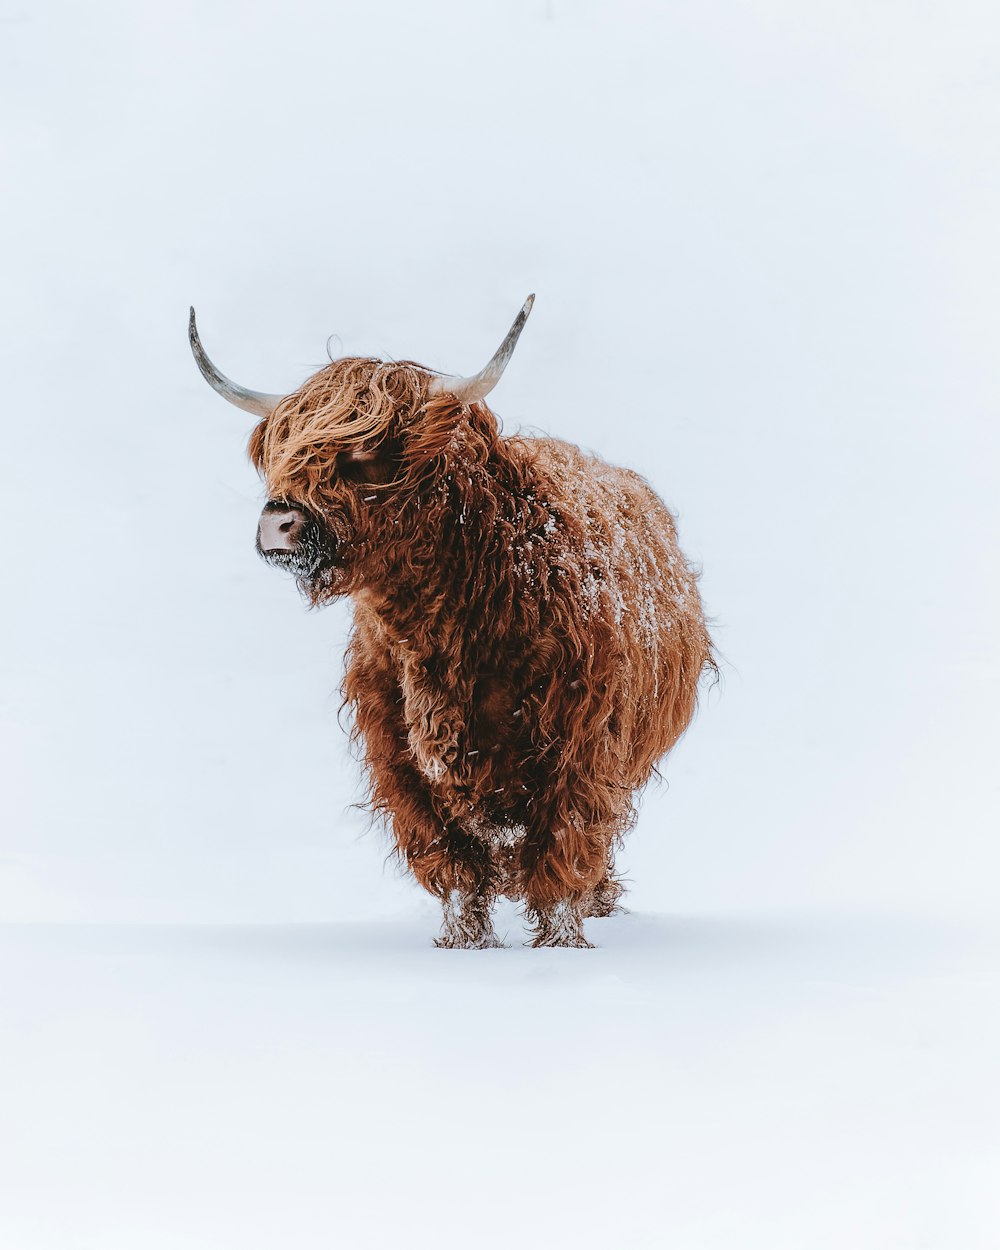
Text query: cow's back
521 436 712 778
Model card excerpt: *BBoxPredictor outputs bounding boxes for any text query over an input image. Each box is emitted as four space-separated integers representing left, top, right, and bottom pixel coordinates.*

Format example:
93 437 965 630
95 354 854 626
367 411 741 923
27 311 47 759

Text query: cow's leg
524 897 592 948
436 876 503 950
392 796 506 948
580 852 626 918
385 796 505 948
518 808 611 949
346 660 503 949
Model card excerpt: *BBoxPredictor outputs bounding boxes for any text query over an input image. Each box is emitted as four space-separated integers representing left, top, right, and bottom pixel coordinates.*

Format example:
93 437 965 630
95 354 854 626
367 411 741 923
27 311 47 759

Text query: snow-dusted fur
248 358 714 947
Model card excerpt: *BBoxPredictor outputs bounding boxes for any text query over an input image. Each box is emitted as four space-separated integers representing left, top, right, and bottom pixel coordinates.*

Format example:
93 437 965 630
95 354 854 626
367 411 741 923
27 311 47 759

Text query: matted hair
240 347 714 944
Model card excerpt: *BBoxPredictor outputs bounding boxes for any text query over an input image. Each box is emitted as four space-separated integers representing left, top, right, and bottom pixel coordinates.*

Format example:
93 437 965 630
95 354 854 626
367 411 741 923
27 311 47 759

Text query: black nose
258 506 305 552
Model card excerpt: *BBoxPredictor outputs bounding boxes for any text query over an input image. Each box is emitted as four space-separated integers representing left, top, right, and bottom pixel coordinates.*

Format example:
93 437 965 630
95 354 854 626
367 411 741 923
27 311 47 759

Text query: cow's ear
247 419 267 472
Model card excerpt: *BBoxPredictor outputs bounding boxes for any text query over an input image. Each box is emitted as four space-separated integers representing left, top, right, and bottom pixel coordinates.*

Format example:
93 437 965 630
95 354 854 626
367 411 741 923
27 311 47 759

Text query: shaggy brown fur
248 355 714 948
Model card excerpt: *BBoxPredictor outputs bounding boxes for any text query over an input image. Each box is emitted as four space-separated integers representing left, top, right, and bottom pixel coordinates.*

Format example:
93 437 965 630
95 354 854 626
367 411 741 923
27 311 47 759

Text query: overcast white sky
2 0 997 923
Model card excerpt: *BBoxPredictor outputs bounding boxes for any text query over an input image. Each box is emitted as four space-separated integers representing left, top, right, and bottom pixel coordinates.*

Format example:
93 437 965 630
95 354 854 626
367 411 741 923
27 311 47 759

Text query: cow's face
250 400 408 599
245 360 423 600
188 299 534 600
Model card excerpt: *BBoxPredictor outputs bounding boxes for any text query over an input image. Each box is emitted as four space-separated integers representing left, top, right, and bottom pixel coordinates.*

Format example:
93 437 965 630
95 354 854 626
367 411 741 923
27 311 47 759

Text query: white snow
2 0 999 1246
1 914 998 1249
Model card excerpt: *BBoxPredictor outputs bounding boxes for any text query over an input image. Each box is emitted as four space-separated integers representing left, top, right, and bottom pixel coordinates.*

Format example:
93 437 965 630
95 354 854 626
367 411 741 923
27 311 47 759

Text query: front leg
518 796 618 948
344 646 503 948
436 880 504 950
580 857 626 918
380 783 507 949
525 898 594 949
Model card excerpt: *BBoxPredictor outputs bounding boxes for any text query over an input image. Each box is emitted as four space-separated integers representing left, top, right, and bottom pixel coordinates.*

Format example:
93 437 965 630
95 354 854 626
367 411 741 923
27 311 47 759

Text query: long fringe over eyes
250 358 434 509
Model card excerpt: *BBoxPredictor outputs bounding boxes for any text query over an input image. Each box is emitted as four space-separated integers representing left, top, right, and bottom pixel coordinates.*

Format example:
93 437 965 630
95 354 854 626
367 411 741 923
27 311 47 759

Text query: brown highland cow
190 297 714 948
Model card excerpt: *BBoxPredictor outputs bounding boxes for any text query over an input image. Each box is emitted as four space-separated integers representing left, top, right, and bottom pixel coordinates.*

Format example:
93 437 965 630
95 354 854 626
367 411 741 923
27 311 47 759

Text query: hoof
529 933 595 949
434 931 506 950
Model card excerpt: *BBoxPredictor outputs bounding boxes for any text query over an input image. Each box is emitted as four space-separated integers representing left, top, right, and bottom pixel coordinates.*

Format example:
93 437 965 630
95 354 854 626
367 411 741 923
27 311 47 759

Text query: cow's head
189 297 533 601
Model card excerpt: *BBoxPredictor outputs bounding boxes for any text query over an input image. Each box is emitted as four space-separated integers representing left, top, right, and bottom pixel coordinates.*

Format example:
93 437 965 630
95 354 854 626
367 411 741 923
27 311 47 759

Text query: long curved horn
427 294 535 404
188 308 286 418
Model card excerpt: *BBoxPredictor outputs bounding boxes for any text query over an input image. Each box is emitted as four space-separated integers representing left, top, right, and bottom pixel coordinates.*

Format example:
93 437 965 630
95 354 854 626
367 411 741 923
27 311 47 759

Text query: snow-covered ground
2 0 998 1246
3 914 999 1249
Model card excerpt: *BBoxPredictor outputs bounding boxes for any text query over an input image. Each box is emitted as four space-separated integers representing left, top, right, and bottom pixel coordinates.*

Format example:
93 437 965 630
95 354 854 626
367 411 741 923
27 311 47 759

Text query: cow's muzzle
258 502 306 553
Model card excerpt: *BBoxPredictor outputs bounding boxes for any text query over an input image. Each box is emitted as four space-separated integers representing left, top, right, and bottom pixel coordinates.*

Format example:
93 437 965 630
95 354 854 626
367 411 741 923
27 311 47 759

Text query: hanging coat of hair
190 299 715 948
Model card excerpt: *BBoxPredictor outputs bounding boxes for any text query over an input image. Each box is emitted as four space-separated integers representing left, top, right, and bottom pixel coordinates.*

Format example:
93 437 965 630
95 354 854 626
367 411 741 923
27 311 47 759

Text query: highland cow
189 297 714 948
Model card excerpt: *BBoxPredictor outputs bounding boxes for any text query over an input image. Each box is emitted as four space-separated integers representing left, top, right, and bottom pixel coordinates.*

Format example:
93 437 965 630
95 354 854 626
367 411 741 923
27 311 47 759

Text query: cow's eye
335 454 375 482
335 446 398 485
